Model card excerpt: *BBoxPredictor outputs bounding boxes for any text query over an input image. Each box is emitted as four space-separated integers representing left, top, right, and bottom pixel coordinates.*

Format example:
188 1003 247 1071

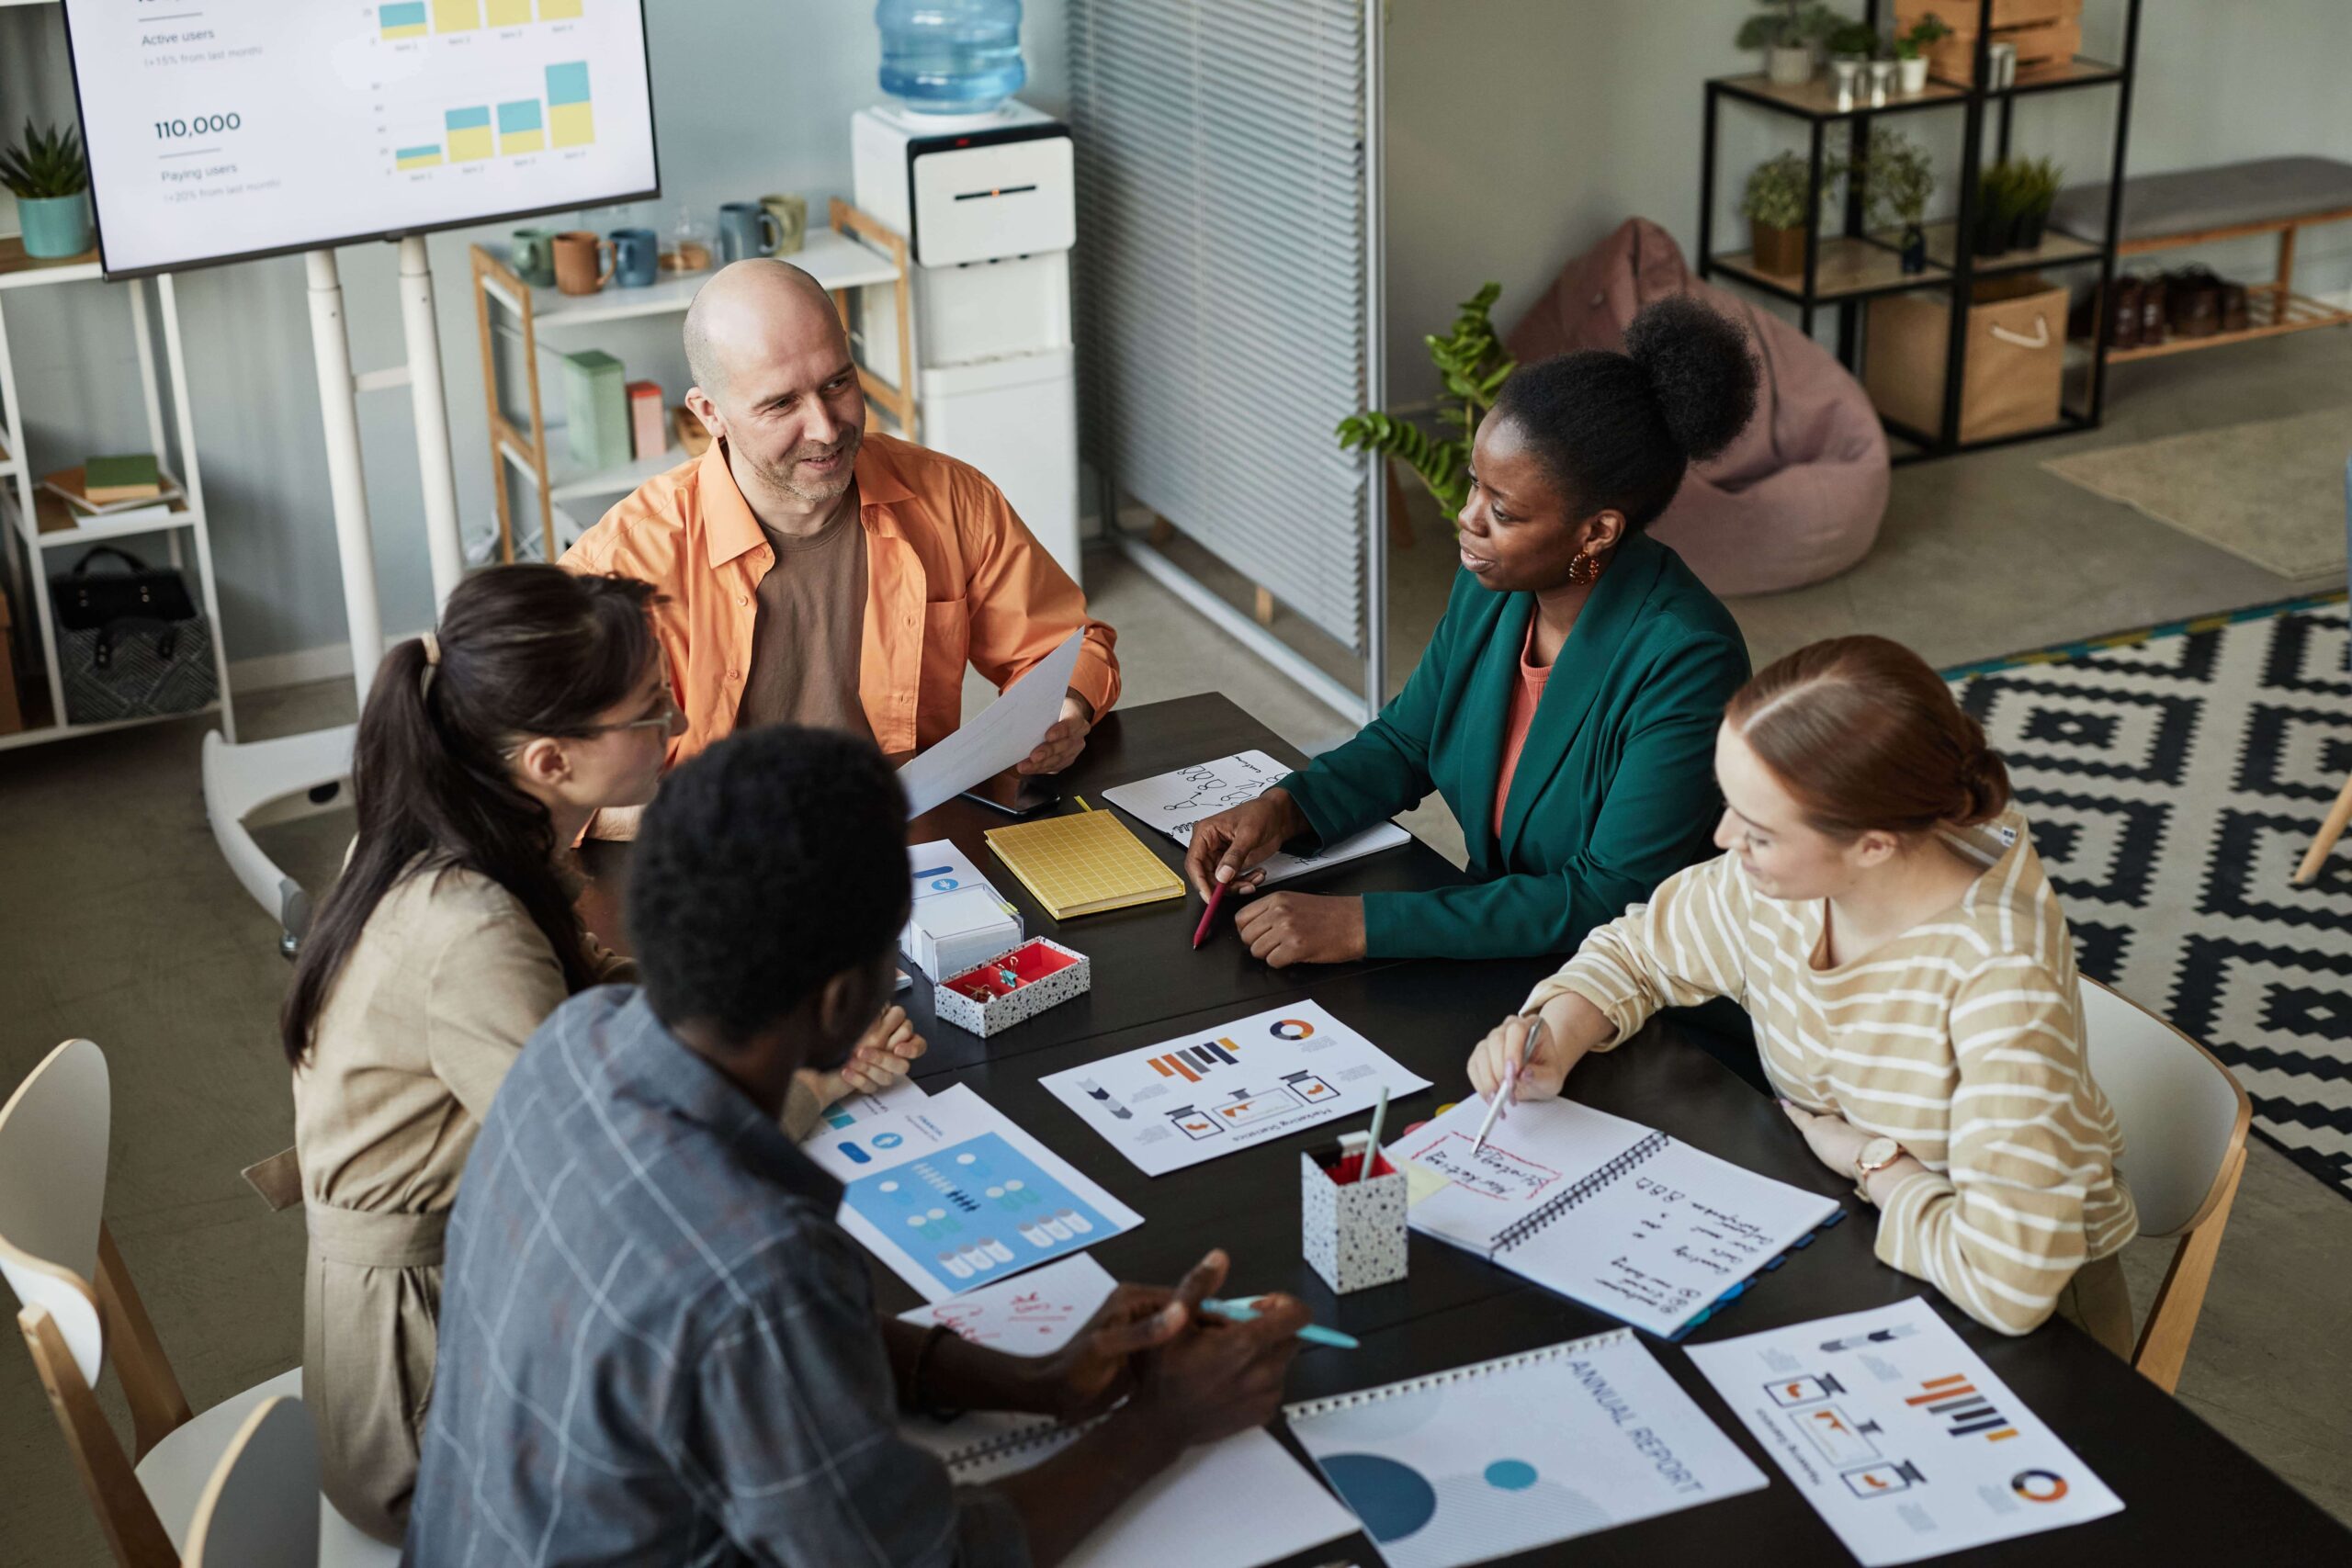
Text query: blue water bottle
876 0 1026 116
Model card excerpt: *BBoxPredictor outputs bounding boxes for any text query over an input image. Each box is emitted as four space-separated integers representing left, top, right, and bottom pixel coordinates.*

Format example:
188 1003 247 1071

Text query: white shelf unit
469 205 914 563
0 240 234 751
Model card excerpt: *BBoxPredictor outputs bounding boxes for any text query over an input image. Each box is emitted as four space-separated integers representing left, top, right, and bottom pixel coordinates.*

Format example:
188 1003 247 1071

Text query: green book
84 453 162 502
561 352 632 474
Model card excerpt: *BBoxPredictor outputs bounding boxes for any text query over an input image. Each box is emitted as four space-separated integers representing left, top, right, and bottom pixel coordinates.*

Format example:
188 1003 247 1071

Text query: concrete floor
5 328 2351 1562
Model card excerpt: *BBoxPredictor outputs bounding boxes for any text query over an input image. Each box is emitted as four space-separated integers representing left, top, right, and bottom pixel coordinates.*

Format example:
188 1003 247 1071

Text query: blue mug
609 226 659 288
718 201 783 264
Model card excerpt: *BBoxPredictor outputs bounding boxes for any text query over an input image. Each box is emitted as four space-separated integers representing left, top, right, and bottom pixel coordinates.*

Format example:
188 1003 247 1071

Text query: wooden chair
2078 981 2252 1393
2288 453 2352 886
184 1397 320 1568
0 1039 397 1567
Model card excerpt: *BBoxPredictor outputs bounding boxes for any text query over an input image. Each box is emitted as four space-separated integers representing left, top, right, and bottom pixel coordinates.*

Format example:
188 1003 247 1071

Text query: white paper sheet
906 1420 1356 1568
812 1073 929 1134
1102 750 1411 886
1684 1297 2123 1565
1039 1000 1431 1177
1284 1327 1765 1568
805 1084 1142 1302
1389 1096 1841 1338
896 1253 1118 1357
897 632 1084 818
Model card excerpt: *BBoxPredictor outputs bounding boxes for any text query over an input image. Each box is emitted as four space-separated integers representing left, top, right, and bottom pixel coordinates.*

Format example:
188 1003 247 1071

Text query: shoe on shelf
2220 278 2251 333
2136 272 2168 346
2166 265 2222 339
2104 276 2142 349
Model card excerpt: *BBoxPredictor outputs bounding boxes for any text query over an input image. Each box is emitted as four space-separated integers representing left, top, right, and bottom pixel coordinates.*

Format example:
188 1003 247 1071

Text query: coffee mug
609 226 660 288
718 201 783 264
510 226 558 288
760 193 808 258
552 230 614 295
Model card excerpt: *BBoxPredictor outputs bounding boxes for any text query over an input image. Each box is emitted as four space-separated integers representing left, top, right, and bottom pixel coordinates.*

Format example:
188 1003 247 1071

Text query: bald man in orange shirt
561 260 1118 834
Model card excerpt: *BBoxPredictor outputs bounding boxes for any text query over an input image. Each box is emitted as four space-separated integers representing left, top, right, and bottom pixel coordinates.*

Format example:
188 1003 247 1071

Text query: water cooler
852 101 1080 578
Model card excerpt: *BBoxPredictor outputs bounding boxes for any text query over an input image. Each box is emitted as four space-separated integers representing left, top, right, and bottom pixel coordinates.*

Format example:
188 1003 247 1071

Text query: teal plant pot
17 193 94 259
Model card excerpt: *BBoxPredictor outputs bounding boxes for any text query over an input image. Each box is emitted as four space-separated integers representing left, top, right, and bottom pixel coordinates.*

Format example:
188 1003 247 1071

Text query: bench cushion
2052 156 2352 243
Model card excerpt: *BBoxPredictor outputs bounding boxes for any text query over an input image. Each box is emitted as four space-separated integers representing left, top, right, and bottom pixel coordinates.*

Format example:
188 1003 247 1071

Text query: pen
1362 1088 1389 1179
1192 878 1227 949
1199 1296 1360 1349
1472 1018 1543 1155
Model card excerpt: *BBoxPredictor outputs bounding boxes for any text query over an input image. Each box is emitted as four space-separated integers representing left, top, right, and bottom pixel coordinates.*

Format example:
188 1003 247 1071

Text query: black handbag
48 546 218 723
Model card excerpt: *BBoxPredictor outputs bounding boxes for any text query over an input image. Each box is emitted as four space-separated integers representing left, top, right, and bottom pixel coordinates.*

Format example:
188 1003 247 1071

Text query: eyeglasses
503 674 680 757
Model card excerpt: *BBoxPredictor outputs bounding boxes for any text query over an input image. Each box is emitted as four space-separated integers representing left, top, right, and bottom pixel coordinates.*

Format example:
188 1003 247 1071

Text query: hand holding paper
898 631 1086 818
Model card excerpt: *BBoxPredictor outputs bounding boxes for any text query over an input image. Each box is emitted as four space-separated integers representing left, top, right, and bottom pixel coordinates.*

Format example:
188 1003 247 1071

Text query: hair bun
1952 742 2012 827
1623 295 1761 465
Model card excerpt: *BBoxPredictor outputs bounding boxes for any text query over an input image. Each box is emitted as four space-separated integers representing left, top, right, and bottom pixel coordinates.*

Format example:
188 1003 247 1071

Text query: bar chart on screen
58 0 655 276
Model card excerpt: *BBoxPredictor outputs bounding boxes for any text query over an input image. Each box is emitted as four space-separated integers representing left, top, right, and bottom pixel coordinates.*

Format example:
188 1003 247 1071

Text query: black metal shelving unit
1697 0 2143 462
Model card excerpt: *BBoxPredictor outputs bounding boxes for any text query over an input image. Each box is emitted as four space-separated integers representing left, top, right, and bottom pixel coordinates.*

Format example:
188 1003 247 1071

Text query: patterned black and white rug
1948 595 2352 1204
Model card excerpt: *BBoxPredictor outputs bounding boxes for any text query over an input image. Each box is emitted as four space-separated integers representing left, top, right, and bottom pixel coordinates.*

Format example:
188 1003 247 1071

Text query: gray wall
0 0 1069 667
1385 0 2352 406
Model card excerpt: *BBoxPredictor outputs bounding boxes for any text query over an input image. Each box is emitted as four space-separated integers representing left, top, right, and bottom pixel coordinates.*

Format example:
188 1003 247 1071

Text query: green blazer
1280 534 1749 961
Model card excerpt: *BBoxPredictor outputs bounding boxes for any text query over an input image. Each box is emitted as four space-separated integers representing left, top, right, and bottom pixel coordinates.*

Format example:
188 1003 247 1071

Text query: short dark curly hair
626 725 910 1043
1490 294 1760 531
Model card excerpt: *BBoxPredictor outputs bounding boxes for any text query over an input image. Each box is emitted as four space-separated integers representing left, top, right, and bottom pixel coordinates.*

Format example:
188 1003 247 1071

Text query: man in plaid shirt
406 725 1306 1565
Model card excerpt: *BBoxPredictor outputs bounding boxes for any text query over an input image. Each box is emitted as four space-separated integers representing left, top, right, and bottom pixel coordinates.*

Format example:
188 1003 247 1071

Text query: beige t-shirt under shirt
735 494 873 742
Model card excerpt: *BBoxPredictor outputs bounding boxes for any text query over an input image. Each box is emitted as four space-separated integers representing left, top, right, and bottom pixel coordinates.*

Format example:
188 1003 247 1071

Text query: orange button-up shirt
560 433 1120 773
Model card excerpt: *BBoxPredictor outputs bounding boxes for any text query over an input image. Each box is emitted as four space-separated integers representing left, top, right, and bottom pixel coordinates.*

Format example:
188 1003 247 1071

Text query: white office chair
2077 980 2252 1393
0 1039 398 1567
184 1397 322 1568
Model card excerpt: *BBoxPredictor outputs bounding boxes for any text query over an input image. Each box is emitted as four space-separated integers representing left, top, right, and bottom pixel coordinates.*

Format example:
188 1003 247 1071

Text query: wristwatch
1852 1136 1904 1202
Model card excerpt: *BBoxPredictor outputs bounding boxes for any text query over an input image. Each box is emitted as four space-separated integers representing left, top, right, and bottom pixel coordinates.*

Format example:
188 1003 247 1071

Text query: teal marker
1199 1295 1360 1349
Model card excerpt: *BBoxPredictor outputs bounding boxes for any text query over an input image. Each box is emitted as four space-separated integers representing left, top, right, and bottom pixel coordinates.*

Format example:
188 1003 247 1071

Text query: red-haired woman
1466 635 2140 1351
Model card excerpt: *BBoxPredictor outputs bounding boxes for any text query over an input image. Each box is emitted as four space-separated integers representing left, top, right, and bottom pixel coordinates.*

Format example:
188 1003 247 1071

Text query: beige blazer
266 862 822 1542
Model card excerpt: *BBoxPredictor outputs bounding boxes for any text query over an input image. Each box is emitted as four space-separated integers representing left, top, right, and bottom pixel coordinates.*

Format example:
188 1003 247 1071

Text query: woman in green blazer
1185 296 1758 967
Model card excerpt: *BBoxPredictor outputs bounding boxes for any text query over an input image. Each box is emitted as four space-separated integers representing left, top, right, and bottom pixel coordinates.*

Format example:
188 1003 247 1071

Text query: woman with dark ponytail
269 564 922 1541
1470 636 2140 1353
1188 296 1759 972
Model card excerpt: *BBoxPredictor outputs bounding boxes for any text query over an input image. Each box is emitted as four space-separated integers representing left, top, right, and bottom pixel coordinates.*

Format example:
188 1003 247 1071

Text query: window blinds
1069 0 1380 663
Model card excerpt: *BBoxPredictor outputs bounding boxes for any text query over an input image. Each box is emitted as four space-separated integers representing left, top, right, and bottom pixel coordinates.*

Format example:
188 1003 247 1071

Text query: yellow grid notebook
984 805 1185 919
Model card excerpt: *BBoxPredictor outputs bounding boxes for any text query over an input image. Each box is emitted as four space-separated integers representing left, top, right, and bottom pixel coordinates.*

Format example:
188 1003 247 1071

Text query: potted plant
1826 19 1878 96
1974 162 2018 257
1737 1 1838 86
1336 283 1514 520
1 119 92 261
2008 156 2063 249
1743 152 1826 276
1894 12 1951 93
1842 129 1937 272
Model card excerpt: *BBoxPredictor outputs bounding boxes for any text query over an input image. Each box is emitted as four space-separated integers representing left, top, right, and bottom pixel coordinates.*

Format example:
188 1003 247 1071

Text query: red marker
1192 878 1229 948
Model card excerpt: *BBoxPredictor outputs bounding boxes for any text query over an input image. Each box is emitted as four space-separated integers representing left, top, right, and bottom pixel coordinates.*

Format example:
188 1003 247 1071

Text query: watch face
1858 1137 1901 1174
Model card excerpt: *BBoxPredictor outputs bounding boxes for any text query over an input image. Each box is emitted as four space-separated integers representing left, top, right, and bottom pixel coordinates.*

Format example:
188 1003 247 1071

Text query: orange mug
553 230 614 295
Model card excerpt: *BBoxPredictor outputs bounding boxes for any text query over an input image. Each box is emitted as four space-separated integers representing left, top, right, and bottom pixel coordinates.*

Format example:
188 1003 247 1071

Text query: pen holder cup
1300 1141 1408 1294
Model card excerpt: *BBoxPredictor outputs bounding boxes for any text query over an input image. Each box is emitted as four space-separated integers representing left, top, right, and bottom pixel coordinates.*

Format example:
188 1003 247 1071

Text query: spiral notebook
901 1412 1353 1568
1284 1328 1766 1568
1388 1095 1843 1339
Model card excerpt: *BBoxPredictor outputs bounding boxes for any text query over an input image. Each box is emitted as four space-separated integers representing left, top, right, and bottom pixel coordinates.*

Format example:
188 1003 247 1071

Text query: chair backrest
183 1397 322 1568
0 1039 111 1386
2078 980 2249 1237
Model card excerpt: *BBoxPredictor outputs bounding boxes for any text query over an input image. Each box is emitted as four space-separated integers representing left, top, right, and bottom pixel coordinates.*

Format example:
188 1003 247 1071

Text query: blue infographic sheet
806 1084 1143 1302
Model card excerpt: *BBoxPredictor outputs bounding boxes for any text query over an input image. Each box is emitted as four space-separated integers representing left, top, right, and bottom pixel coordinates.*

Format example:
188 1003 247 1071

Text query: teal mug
609 227 659 288
718 201 783 264
510 226 558 288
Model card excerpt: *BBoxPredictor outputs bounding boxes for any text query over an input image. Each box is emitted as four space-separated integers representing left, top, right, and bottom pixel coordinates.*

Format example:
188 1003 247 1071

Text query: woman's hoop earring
1567 549 1604 586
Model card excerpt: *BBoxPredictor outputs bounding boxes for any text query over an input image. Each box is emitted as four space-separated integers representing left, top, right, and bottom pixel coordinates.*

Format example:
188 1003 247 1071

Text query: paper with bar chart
1684 1297 2121 1565
1039 1001 1431 1177
60 0 655 275
804 1084 1143 1303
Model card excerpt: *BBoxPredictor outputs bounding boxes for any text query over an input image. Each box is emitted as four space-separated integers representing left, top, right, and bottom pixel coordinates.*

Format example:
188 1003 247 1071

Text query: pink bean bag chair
1509 218 1889 596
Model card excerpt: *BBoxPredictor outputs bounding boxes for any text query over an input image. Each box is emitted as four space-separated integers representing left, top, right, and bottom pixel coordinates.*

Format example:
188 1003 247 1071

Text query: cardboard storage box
1866 276 2068 445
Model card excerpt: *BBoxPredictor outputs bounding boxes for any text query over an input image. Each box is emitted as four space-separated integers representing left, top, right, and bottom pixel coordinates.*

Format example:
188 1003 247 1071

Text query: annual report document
1389 1094 1842 1337
1102 749 1411 885
1684 1297 2123 1564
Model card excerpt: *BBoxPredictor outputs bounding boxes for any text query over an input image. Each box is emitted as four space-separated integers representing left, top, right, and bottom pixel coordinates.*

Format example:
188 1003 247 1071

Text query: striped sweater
1528 804 2138 1336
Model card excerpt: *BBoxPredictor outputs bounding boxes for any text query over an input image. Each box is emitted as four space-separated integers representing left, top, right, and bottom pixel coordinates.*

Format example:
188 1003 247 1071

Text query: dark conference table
590 694 2351 1566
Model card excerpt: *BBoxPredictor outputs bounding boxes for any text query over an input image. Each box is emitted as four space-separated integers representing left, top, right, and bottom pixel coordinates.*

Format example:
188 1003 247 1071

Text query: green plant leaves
0 118 88 200
1334 283 1512 518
